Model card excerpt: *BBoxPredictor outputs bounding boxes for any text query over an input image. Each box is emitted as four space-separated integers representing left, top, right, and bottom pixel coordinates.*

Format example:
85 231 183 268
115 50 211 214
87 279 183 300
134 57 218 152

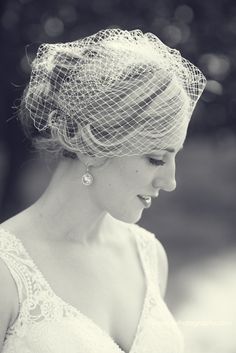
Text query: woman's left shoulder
126 222 154 240
127 222 161 247
128 223 168 297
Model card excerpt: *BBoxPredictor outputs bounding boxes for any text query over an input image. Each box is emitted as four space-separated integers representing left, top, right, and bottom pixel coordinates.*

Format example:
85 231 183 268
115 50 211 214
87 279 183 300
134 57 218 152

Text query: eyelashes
148 158 165 166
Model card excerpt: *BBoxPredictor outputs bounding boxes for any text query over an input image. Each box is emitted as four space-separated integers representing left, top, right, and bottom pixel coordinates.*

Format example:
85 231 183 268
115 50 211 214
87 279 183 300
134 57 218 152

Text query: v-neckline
0 226 150 353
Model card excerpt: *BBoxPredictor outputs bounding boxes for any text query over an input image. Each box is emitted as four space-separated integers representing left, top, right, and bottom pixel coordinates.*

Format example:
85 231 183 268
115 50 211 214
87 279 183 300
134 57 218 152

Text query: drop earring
81 163 94 186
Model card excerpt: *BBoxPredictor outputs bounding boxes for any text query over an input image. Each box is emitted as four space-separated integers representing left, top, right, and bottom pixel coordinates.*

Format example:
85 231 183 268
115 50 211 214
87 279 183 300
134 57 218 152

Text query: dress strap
128 223 161 292
0 228 58 336
0 228 28 307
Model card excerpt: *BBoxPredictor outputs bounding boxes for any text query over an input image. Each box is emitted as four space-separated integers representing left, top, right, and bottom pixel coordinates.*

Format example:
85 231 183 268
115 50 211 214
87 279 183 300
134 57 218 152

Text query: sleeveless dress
0 224 184 353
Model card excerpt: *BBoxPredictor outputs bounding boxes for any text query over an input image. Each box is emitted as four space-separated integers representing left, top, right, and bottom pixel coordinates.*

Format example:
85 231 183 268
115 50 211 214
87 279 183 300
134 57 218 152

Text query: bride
0 28 206 353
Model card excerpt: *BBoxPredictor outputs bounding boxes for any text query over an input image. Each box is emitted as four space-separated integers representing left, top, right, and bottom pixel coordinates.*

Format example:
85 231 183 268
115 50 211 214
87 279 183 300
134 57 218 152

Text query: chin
110 208 143 225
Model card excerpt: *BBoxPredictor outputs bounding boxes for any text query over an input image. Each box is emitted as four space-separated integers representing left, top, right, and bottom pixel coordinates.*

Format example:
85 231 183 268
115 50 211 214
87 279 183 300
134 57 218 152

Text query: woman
0 28 206 353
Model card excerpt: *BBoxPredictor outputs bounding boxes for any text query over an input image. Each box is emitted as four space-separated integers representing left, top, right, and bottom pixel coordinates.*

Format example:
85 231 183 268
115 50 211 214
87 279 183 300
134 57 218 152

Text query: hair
18 82 78 160
18 27 206 159
18 52 189 160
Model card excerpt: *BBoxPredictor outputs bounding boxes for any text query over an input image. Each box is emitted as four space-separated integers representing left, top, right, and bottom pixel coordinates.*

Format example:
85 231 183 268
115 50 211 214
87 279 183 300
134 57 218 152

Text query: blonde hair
18 28 206 159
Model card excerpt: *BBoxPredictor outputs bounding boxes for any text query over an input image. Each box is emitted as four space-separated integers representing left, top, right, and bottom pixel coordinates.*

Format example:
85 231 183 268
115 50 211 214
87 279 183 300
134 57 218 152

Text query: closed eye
148 158 165 166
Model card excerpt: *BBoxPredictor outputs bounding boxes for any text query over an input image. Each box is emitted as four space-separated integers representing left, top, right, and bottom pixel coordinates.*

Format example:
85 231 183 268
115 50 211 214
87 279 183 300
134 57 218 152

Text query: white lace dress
0 224 184 353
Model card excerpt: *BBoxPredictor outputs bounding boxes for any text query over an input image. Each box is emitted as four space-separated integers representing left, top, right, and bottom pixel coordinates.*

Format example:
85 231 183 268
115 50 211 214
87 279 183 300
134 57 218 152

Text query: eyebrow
163 146 183 153
148 146 184 156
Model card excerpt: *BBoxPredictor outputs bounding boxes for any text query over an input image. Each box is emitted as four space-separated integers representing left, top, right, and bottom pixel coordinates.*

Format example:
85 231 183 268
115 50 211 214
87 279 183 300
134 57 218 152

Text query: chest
22 237 147 353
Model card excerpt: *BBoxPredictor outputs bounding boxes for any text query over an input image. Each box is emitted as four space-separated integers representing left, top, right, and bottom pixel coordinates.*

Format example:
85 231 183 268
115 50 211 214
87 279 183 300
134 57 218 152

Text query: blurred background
0 0 235 351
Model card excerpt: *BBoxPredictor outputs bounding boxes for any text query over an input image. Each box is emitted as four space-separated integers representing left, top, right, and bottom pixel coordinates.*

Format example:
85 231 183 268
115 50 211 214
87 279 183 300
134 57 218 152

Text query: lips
137 195 152 208
138 195 152 201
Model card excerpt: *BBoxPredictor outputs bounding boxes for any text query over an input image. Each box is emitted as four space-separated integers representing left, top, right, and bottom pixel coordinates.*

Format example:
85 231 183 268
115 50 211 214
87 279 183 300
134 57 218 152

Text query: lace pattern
0 225 184 353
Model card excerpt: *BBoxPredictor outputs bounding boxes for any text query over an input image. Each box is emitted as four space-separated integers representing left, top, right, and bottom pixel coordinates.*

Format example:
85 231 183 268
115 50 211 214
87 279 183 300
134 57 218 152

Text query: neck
28 158 114 246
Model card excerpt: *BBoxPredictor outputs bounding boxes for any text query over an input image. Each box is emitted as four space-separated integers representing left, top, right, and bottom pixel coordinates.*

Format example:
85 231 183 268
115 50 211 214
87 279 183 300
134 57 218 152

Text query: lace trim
0 226 158 340
0 225 184 353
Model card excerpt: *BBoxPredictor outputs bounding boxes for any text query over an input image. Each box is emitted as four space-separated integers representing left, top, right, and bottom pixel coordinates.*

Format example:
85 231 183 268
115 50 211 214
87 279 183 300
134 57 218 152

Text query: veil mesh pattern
25 28 206 157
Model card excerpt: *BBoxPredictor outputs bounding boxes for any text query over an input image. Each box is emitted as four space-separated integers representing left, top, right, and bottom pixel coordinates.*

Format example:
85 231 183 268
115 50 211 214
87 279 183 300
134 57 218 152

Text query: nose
163 178 177 192
152 158 177 192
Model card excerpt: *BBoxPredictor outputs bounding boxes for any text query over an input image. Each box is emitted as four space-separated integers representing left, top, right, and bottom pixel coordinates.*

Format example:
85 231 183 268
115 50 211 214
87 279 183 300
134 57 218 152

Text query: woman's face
90 140 184 224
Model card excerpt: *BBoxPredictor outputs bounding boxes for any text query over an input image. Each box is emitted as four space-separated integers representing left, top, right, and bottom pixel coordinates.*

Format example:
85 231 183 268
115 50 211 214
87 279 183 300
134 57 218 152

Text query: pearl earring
81 164 94 186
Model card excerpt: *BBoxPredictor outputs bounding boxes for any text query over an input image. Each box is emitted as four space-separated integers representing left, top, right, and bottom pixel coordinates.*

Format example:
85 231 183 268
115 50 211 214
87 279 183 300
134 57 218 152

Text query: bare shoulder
0 257 19 346
0 208 33 240
0 212 39 337
0 217 24 332
128 223 168 298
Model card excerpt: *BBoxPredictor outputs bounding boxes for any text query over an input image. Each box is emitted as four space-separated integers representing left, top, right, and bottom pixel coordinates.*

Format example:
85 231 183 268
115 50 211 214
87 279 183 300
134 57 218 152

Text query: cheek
94 158 149 199
93 176 127 213
115 166 145 191
117 162 150 187
93 168 125 196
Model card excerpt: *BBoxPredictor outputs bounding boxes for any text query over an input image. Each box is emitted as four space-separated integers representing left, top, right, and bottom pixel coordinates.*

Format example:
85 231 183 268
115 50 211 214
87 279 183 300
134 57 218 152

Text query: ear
76 152 110 169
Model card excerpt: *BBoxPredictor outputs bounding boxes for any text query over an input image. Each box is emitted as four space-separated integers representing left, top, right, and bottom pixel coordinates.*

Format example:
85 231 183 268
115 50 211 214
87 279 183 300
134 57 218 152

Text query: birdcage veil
24 28 206 157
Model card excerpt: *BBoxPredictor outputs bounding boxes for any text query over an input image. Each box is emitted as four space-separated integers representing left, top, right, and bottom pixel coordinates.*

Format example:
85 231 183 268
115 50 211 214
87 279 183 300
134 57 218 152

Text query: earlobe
77 153 109 169
93 157 110 169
